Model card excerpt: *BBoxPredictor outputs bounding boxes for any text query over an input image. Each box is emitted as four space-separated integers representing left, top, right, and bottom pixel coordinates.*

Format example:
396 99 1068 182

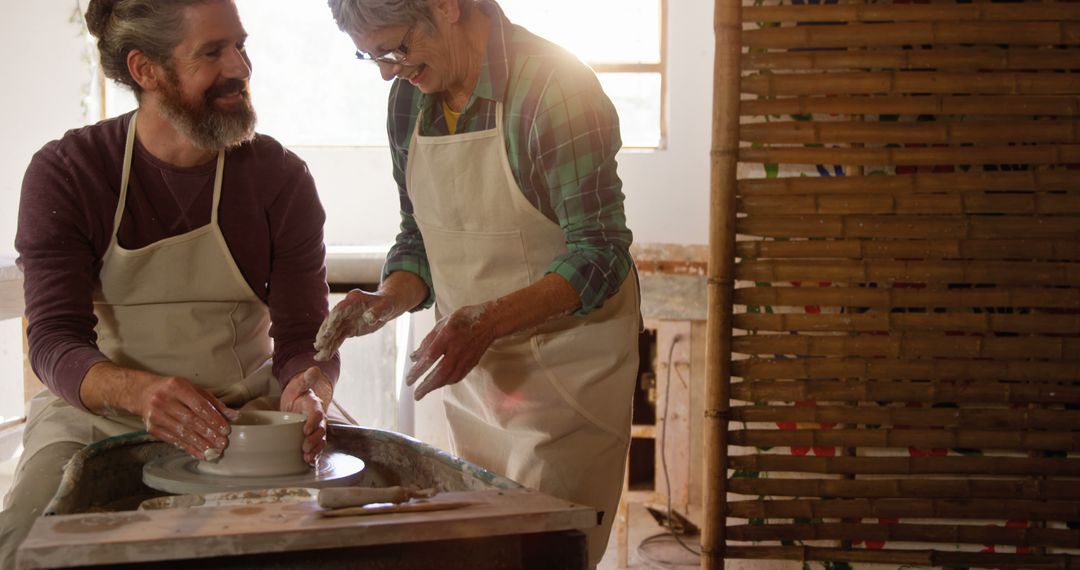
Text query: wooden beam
703 0 740 567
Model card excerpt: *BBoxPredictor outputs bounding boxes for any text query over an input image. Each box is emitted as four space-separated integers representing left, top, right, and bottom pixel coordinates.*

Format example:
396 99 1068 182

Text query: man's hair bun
85 0 120 39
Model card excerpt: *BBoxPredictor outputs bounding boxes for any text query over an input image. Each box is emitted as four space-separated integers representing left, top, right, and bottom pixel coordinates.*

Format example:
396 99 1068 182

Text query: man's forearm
81 361 234 458
79 361 151 416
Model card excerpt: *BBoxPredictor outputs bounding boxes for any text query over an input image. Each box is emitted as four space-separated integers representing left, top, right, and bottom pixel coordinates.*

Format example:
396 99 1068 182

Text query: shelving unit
615 319 703 568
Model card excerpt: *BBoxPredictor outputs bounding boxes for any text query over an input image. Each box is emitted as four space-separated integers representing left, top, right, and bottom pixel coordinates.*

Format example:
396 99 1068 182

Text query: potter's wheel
143 451 365 495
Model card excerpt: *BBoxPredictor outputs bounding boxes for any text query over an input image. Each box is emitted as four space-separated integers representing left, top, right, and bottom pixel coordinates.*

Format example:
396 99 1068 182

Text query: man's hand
134 376 238 460
280 366 332 464
406 304 497 401
314 289 401 361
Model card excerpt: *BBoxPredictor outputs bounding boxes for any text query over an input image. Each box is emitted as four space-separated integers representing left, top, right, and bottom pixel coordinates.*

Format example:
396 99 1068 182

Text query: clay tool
317 485 436 509
319 500 476 518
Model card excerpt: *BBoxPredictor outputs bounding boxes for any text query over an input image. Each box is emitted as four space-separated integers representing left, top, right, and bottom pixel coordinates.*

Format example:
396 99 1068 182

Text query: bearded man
0 0 339 565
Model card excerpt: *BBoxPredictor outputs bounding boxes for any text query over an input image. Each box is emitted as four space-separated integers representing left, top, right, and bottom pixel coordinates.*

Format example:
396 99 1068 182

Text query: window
93 0 666 148
498 0 665 148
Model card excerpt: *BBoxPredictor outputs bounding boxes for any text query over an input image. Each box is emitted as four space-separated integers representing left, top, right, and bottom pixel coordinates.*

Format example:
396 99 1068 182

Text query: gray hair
327 0 471 35
85 0 217 95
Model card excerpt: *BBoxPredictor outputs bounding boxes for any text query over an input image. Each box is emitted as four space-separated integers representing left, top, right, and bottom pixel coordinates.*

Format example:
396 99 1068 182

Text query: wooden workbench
19 487 594 569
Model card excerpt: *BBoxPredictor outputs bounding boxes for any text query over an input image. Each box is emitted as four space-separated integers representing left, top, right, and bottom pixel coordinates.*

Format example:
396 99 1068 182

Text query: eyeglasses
355 23 416 66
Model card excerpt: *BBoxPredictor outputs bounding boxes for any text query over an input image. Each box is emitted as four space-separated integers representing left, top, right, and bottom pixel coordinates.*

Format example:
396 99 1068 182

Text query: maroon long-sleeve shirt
16 112 340 410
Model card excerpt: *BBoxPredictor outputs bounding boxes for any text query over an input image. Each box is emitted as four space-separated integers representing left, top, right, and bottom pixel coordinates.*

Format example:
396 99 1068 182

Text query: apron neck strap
414 101 505 139
210 150 225 225
113 111 227 235
113 111 140 235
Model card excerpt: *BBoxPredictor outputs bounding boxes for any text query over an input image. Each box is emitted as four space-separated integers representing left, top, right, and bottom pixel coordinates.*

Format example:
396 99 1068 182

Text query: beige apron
406 104 639 561
20 111 277 464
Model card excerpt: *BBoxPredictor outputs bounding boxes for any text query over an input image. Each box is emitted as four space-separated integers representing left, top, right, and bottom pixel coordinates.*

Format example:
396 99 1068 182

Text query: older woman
318 0 639 562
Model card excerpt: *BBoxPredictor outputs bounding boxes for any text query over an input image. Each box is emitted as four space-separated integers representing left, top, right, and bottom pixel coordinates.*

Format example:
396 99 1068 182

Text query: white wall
292 0 716 248
623 0 714 246
0 3 90 251
0 2 714 432
0 3 90 422
0 1 714 251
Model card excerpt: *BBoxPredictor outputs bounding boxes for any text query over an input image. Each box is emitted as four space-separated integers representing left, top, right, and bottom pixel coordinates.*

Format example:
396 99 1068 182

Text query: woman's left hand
406 304 497 400
280 366 331 464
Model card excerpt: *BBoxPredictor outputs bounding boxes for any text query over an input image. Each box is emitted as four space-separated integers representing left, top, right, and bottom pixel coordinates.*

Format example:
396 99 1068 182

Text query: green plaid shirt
382 0 633 315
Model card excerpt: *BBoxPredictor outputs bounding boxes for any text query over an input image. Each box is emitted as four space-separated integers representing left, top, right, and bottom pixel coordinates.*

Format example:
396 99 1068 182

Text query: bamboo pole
738 171 1080 195
728 478 1080 500
740 193 1080 216
729 428 1080 452
741 95 1080 117
742 72 1080 96
727 522 1080 547
735 259 1078 286
724 546 1079 569
727 498 1080 521
743 49 1080 72
729 406 1080 431
727 455 1080 477
703 0 740 566
735 238 1080 260
729 379 1080 405
740 120 1080 145
733 313 1080 335
732 333 1080 359
743 22 1079 49
732 287 1080 311
737 214 1080 239
732 357 1080 383
739 145 1080 167
742 4 1080 23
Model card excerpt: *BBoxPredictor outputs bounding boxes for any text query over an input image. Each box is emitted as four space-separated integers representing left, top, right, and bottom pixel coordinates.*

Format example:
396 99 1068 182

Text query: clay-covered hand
406 304 497 401
136 376 238 461
280 366 331 464
313 289 403 362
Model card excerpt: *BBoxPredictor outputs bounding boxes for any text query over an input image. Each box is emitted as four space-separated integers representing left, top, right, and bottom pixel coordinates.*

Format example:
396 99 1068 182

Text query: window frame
588 0 667 149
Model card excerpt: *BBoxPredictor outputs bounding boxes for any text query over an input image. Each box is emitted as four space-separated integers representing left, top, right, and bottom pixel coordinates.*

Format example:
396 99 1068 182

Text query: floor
598 503 702 569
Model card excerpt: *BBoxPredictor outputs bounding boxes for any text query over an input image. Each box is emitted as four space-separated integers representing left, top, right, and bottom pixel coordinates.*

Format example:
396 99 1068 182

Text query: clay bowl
196 410 310 477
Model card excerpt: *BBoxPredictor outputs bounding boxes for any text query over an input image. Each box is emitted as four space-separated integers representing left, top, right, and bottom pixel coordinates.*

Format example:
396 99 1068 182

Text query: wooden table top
19 488 596 569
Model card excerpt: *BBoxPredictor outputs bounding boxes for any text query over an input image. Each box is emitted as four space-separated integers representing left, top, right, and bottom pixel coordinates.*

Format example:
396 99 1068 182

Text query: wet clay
197 411 309 477
141 411 365 494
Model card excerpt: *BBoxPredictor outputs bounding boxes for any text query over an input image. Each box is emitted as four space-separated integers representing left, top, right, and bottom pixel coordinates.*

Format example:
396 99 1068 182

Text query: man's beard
157 67 257 151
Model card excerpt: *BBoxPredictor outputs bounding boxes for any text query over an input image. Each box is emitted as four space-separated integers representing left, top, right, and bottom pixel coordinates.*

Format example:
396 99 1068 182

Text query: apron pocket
528 311 639 443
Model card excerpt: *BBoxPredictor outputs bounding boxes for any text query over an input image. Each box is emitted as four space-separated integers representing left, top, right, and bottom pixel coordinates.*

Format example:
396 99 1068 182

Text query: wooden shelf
630 424 656 439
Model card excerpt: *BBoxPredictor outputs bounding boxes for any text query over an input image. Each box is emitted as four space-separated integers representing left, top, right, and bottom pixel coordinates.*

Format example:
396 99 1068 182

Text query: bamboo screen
719 2 1080 569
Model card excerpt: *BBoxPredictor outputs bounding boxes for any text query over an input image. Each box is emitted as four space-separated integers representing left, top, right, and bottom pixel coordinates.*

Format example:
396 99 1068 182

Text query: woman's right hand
313 288 403 361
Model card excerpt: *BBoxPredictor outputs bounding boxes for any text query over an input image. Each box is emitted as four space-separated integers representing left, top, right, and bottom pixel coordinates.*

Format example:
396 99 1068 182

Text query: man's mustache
205 79 248 101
